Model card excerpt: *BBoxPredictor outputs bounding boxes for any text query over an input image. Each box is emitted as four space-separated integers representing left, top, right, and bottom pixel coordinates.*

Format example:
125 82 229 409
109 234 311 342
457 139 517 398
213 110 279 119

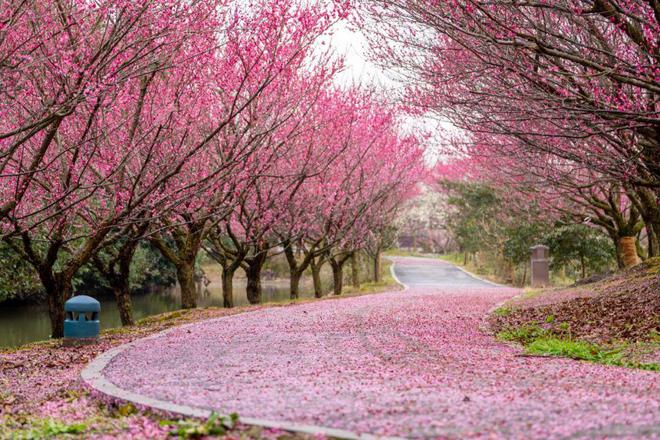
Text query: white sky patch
327 21 390 87
315 15 456 165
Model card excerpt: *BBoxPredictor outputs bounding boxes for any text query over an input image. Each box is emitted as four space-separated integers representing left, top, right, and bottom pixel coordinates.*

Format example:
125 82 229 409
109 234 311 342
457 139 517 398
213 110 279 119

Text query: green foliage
0 242 43 303
444 181 500 255
526 338 605 360
524 338 659 371
161 412 238 439
499 325 659 371
493 307 511 317
10 419 87 439
438 182 616 286
503 222 546 265
75 242 177 294
544 224 616 278
116 403 138 417
497 324 548 344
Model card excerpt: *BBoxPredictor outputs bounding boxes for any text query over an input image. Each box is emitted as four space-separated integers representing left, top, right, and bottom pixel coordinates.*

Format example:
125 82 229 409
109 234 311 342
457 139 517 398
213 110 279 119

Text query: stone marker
530 245 550 287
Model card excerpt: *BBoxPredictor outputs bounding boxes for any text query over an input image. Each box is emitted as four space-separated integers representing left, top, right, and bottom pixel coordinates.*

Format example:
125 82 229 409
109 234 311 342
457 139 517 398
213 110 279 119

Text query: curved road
94 257 659 439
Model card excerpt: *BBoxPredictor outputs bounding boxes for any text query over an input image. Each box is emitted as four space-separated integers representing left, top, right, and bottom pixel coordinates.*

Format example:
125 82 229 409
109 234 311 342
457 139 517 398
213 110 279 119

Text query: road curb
451 264 507 287
82 325 405 440
385 256 409 291
81 274 409 440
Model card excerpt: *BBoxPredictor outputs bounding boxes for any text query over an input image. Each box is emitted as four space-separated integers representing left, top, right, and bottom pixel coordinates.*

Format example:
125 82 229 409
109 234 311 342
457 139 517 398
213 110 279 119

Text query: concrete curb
82 326 405 440
82 268 409 440
451 264 507 288
385 257 409 291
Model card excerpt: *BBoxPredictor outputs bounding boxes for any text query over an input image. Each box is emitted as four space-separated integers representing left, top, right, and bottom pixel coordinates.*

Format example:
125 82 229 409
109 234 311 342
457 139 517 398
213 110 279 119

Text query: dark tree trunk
373 251 382 283
41 272 73 339
113 279 134 326
520 264 527 287
245 253 267 304
580 254 586 279
331 262 343 295
151 222 206 310
351 252 360 288
290 271 302 300
114 243 136 326
176 260 197 309
636 187 660 257
311 259 323 298
283 243 305 300
645 221 658 258
221 266 237 308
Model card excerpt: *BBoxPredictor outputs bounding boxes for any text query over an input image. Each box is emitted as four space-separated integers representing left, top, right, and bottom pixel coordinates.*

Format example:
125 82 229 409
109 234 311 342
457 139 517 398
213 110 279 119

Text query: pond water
0 275 328 348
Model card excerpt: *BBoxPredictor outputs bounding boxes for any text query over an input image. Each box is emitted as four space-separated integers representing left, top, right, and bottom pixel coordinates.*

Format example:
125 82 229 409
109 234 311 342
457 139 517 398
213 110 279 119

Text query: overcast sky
322 20 450 165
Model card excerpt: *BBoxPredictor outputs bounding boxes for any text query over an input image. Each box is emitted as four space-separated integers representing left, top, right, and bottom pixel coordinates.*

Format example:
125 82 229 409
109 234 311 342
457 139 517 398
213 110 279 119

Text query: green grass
343 259 401 295
160 412 238 439
527 338 609 361
526 338 659 371
497 326 659 371
493 306 511 317
497 324 549 344
436 252 464 265
7 419 87 439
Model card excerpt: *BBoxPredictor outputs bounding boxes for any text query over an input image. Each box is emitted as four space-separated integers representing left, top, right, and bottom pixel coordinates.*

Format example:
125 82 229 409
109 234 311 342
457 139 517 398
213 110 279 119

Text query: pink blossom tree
363 0 659 261
149 0 345 309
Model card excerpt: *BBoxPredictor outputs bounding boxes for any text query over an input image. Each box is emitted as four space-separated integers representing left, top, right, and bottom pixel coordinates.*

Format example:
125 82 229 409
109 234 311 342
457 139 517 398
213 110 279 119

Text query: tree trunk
520 264 527 287
635 187 660 257
611 236 625 269
580 254 586 279
644 221 658 258
176 260 197 309
114 243 136 326
463 250 468 265
620 236 639 268
113 278 134 326
351 252 360 288
245 256 266 304
290 271 302 300
311 259 323 298
332 263 343 295
221 266 236 308
42 273 73 339
373 251 382 283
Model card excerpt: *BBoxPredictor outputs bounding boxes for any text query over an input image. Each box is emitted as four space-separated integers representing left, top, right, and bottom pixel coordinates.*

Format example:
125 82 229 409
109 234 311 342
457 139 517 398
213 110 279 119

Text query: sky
322 19 452 165
325 21 390 87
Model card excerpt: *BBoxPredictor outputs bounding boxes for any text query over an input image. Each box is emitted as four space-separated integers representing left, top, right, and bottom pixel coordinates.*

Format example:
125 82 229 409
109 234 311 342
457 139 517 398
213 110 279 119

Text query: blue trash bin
64 295 100 343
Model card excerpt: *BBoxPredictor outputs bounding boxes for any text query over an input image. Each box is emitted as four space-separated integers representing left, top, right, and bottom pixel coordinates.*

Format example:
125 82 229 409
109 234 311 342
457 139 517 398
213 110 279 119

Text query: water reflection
0 276 328 348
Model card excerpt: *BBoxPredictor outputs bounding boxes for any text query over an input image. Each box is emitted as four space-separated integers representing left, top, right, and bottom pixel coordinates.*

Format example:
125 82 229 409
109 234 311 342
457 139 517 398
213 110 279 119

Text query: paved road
97 257 659 439
392 256 498 288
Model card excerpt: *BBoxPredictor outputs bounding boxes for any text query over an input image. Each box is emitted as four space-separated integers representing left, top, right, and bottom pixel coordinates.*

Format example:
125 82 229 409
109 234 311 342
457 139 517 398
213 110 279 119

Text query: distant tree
443 181 501 264
544 225 616 279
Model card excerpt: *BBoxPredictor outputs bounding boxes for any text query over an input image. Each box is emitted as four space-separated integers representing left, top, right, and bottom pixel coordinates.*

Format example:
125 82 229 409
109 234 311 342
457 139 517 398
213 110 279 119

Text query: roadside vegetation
490 258 659 371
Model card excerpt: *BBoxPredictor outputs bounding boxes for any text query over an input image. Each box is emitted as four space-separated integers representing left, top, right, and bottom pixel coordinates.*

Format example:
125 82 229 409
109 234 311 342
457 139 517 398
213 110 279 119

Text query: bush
0 243 43 303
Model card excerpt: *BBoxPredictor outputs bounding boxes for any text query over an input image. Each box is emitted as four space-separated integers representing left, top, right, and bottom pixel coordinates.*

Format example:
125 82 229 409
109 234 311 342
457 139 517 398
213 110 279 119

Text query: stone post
530 245 550 287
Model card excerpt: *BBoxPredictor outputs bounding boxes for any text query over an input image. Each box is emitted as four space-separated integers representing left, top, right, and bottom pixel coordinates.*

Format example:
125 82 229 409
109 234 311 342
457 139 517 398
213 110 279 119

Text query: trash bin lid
65 295 101 312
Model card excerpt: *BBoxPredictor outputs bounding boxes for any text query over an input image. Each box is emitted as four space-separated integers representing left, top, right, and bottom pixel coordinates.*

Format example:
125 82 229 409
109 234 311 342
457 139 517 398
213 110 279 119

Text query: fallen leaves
100 257 659 439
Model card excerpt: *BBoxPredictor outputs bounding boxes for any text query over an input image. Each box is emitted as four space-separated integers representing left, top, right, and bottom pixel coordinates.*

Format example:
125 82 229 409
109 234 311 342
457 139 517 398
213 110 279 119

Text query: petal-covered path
93 257 659 439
